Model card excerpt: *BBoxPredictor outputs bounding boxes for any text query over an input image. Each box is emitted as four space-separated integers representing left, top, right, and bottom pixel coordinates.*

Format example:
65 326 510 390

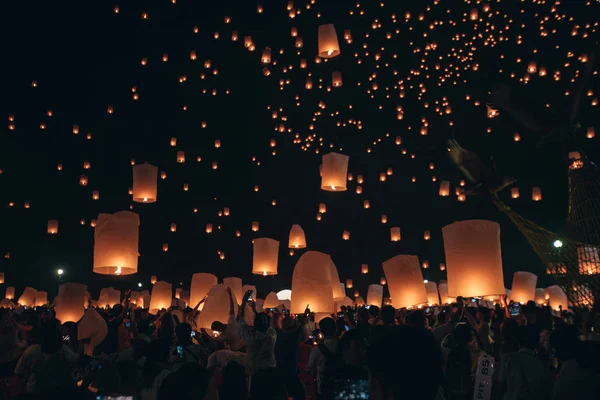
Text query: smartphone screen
337 312 345 318
125 321 131 328
177 346 183 358
334 378 369 399
191 330 196 337
509 302 520 316
63 335 70 342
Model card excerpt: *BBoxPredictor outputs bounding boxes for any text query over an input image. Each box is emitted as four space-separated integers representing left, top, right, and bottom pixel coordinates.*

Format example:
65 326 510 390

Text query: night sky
1 0 599 300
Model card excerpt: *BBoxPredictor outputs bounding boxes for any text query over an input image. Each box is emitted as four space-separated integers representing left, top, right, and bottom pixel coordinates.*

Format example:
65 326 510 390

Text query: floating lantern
252 221 259 232
442 220 506 298
5 286 15 300
93 212 139 275
335 297 353 311
390 227 401 242
35 291 48 307
321 152 349 191
439 181 450 196
177 151 185 163
132 163 158 203
48 220 59 234
332 71 342 87
318 24 341 58
342 230 350 240
290 251 335 314
319 203 327 213
424 282 439 306
379 173 387 182
175 288 182 299
170 223 176 232
149 281 172 314
361 264 369 274
206 224 213 233
79 175 88 186
527 61 538 74
587 127 595 139
261 48 271 64
162 243 169 252
510 272 537 304
532 186 542 201
381 215 387 224
511 188 520 199
577 245 600 275
382 255 428 308
544 285 568 311
54 283 87 323
151 275 157 285
170 137 177 146
78 308 108 357
223 207 230 216
364 200 370 209
197 284 239 329
0 272 3 284
253 238 279 276
440 263 446 271
424 230 431 240
223 277 243 304
534 288 546 305
367 284 384 307
288 224 307 248
438 283 455 304
190 273 218 310
470 8 478 20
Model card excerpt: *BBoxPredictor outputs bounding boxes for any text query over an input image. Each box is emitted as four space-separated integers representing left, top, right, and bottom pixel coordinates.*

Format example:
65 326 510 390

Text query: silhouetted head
254 312 270 333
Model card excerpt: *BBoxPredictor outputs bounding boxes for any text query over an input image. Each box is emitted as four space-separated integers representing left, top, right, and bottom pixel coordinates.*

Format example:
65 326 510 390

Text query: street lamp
57 268 64 285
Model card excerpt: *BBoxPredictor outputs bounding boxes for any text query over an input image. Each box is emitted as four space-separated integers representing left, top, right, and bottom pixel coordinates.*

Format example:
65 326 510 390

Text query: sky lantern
367 284 383 307
534 288 546 305
532 186 542 201
319 203 327 213
93 211 139 276
527 61 538 74
18 287 37 306
190 273 217 310
5 286 15 300
382 255 428 308
469 8 478 20
54 283 87 323
442 220 506 298
290 251 335 314
149 281 172 314
288 224 307 248
346 279 353 289
197 284 239 329
318 24 341 58
223 277 243 304
78 308 108 357
177 151 185 163
364 200 370 209
252 221 259 232
206 223 213 233
79 175 88 186
332 71 342 87
381 215 387 224
48 220 59 234
439 181 450 196
175 288 182 300
35 291 48 307
361 264 369 274
511 188 520 199
321 152 349 191
151 275 157 285
544 285 568 311
424 282 439 306
162 243 169 252
253 238 279 276
170 137 177 146
438 283 455 304
342 230 350 240
170 223 176 232
132 163 158 203
424 230 431 240
510 271 537 304
390 227 401 241
0 272 3 284
577 246 600 275
261 48 271 64
587 127 595 139
263 292 281 309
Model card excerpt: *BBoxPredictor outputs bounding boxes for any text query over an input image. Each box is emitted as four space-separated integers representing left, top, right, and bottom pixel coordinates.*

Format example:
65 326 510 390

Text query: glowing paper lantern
510 272 537 304
5 286 15 299
175 288 182 299
319 203 327 213
354 296 365 306
511 188 520 199
18 287 37 307
0 272 3 284
382 255 428 308
544 285 568 311
263 292 280 309
54 283 87 323
290 251 335 314
93 211 139 275
253 238 279 276
342 231 350 240
366 284 383 307
346 279 353 289
132 163 158 203
223 277 243 304
35 291 48 307
206 224 213 233
390 227 401 241
318 24 341 58
439 181 450 196
151 275 157 285
288 224 307 248
361 264 369 274
577 245 600 275
327 259 345 300
534 288 546 305
424 230 431 240
48 220 59 234
332 71 342 87
149 281 172 314
442 220 506 298
335 297 353 311
190 273 218 310
177 151 185 163
321 152 349 191
532 186 542 201
424 282 439 305
438 283 455 304
252 221 259 232
277 289 292 301
197 284 239 329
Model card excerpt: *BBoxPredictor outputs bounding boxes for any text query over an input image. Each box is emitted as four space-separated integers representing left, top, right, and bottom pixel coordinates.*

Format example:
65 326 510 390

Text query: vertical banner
473 355 495 400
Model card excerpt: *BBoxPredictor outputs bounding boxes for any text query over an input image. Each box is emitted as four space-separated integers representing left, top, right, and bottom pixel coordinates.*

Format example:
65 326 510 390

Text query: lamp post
57 268 64 284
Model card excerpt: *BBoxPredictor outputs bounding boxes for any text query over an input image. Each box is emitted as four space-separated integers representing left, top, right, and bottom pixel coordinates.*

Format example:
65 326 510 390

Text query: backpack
318 343 339 399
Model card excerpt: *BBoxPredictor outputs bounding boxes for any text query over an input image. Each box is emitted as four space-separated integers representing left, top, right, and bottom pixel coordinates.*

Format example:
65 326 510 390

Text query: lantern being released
190 273 218 310
18 287 37 307
424 282 439 306
197 284 239 329
318 24 341 58
223 277 243 304
5 286 15 299
390 227 401 242
149 281 173 314
534 288 546 305
510 272 537 304
288 224 307 248
48 220 59 234
93 211 139 275
54 283 87 323
346 279 353 289
438 283 456 304
367 284 383 307
383 255 428 308
361 264 369 274
35 291 48 307
132 163 158 203
544 285 568 311
321 152 349 191
253 238 279 276
263 292 281 309
442 220 506 298
290 251 335 314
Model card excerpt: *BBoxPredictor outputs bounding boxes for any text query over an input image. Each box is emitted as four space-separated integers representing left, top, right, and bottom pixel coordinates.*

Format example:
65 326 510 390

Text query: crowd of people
0 288 599 400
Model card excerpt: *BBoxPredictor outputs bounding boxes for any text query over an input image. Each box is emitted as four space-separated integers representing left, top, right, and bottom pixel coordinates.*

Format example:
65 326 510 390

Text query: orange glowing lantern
382 255 428 308
48 220 59 234
79 175 88 186
252 238 279 276
532 186 542 201
361 264 369 274
206 224 213 233
175 288 182 299
510 271 537 304
438 283 456 304
367 284 384 307
290 251 335 314
54 283 87 323
534 288 546 305
151 276 157 285
263 292 281 309
544 285 568 311
34 291 48 307
149 281 172 314
319 203 327 213
252 221 259 232
586 127 595 139
197 284 239 329
321 152 349 191
190 273 218 310
424 282 439 306
364 200 370 209
318 24 341 58
223 277 243 305
511 188 520 199
439 181 450 196
18 287 37 307
170 223 176 232
424 230 431 240
288 224 307 248
342 230 350 240
132 163 158 203
381 215 387 224
261 48 271 64
0 273 3 284
93 211 140 275
442 220 506 298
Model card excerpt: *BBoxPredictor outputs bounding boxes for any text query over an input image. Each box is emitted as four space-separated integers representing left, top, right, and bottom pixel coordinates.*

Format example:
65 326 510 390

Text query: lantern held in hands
190 273 218 310
290 251 335 314
510 271 537 304
383 255 428 308
253 238 279 276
